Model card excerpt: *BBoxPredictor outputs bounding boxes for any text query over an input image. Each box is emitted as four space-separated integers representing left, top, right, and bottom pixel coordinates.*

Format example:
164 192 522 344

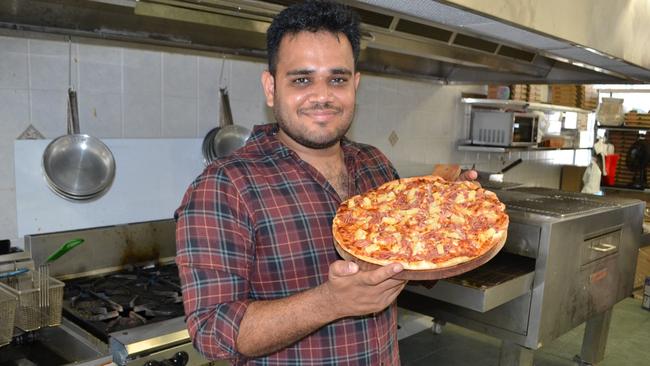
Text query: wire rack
0 285 17 347
0 269 64 332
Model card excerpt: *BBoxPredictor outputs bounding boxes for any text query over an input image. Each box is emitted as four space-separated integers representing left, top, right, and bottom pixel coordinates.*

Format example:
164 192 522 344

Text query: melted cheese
364 244 380 253
354 229 367 240
450 214 465 225
403 208 420 217
479 228 496 241
412 241 426 256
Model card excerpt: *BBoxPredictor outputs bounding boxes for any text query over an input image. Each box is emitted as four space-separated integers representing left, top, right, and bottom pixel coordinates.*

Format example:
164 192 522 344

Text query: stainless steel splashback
26 220 177 280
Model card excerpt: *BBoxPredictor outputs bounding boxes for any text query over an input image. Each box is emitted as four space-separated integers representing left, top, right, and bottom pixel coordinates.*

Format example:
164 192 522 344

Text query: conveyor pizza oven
398 187 644 366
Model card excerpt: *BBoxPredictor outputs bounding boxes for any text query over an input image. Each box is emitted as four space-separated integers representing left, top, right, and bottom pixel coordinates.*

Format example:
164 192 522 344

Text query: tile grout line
160 52 164 137
196 55 199 137
121 48 125 138
26 39 32 130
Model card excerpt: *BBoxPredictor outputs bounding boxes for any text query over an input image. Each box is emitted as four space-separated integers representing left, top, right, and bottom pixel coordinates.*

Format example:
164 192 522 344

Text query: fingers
362 263 403 285
329 260 359 278
458 169 478 181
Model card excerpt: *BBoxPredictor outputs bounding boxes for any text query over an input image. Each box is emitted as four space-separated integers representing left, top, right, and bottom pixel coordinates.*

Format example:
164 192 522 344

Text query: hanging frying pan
211 87 250 158
201 87 230 164
201 59 250 164
42 89 116 201
201 86 250 163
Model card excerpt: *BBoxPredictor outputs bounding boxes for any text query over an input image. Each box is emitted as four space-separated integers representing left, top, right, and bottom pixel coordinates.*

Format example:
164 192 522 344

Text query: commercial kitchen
1 1 649 365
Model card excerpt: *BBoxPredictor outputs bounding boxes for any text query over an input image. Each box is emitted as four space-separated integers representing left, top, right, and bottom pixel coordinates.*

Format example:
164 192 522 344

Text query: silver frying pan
212 87 250 158
42 89 116 201
202 86 250 164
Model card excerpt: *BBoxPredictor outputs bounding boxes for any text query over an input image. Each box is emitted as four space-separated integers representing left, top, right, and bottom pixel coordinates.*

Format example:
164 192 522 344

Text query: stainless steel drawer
405 253 535 313
580 229 621 266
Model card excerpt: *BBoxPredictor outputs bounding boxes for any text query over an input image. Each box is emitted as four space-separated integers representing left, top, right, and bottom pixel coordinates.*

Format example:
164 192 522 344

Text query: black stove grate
62 264 184 342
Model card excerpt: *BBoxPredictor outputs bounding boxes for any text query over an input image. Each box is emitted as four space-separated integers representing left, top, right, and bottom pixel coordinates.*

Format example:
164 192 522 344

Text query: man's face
262 31 360 149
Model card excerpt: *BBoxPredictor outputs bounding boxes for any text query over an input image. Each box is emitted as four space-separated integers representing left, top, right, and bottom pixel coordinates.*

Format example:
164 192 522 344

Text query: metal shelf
597 125 650 132
457 145 592 153
461 98 594 114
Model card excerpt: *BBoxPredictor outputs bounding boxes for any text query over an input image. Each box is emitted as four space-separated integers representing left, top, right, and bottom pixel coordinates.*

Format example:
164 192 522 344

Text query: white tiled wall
0 31 563 246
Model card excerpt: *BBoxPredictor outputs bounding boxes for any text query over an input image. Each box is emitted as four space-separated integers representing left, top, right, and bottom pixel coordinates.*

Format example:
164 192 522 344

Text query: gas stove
63 264 184 342
16 220 221 366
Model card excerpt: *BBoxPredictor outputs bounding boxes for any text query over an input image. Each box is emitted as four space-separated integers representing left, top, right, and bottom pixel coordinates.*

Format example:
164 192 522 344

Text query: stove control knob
169 351 189 366
143 351 188 366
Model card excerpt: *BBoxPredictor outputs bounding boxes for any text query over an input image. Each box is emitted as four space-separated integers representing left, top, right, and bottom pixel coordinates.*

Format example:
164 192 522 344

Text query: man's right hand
321 260 407 319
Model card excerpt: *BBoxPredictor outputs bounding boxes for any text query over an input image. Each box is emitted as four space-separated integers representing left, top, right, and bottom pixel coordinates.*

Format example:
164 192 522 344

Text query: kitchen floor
397 297 650 365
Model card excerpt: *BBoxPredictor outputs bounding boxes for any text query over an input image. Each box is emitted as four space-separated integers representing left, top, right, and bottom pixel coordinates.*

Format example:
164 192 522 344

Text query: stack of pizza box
510 84 529 101
550 85 579 108
625 111 650 128
578 85 599 111
527 84 547 103
549 85 598 110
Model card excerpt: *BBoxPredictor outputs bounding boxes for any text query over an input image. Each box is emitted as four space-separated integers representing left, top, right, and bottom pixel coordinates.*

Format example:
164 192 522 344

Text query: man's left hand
457 169 478 181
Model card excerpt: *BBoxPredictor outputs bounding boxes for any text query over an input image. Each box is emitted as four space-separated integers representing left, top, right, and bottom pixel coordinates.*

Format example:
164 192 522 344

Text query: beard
274 101 354 149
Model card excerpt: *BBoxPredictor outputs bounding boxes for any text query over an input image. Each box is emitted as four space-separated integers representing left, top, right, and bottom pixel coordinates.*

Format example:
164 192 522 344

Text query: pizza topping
436 244 445 255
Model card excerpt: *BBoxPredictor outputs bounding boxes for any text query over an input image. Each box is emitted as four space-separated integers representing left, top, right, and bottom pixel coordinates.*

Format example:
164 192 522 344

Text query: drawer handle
592 243 616 252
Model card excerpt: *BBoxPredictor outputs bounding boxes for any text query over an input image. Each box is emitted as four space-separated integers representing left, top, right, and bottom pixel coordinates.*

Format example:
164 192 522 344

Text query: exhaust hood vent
452 33 498 54
393 19 452 43
498 46 536 63
351 6 394 28
0 0 646 83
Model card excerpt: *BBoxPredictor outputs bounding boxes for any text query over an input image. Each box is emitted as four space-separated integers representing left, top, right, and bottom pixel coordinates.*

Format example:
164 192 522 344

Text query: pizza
332 175 508 270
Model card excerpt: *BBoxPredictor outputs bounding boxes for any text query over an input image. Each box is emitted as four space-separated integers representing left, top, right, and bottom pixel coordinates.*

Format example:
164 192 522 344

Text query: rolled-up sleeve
175 168 255 361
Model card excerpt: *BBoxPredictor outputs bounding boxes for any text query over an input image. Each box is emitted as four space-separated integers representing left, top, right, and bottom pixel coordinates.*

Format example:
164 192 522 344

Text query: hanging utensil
212 87 250 158
42 38 116 201
44 238 85 263
201 58 250 164
201 58 229 164
477 158 523 183
0 268 29 279
38 238 84 327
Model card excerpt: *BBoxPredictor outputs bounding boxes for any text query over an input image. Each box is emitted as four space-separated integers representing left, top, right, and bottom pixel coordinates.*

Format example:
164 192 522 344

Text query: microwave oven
470 110 538 147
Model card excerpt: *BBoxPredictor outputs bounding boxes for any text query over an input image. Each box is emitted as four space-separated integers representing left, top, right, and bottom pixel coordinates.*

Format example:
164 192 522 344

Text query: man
176 1 474 365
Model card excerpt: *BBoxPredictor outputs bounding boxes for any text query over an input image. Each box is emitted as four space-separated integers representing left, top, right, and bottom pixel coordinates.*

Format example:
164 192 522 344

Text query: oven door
510 114 538 146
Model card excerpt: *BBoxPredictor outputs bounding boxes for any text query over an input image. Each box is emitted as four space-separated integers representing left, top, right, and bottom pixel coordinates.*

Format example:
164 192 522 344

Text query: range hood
1 0 648 84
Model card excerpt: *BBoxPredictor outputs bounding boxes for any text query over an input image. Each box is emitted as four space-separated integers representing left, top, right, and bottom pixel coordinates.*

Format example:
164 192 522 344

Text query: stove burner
62 264 185 341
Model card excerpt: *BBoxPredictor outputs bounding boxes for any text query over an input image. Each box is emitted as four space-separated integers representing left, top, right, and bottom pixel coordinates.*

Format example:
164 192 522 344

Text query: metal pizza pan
333 234 507 281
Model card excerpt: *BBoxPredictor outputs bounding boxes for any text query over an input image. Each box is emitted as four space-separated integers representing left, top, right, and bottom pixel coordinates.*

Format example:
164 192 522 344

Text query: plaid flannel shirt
175 123 400 365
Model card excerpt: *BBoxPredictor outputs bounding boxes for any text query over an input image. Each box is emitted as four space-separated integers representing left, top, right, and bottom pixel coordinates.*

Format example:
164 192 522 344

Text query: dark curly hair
266 0 361 75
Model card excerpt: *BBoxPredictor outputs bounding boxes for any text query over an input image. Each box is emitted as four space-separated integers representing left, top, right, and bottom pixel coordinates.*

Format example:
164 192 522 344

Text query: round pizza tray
333 235 507 281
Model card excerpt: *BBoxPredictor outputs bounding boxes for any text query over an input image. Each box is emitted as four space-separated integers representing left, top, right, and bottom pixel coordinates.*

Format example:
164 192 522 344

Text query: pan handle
0 267 29 279
219 87 234 127
67 88 80 135
500 158 523 173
